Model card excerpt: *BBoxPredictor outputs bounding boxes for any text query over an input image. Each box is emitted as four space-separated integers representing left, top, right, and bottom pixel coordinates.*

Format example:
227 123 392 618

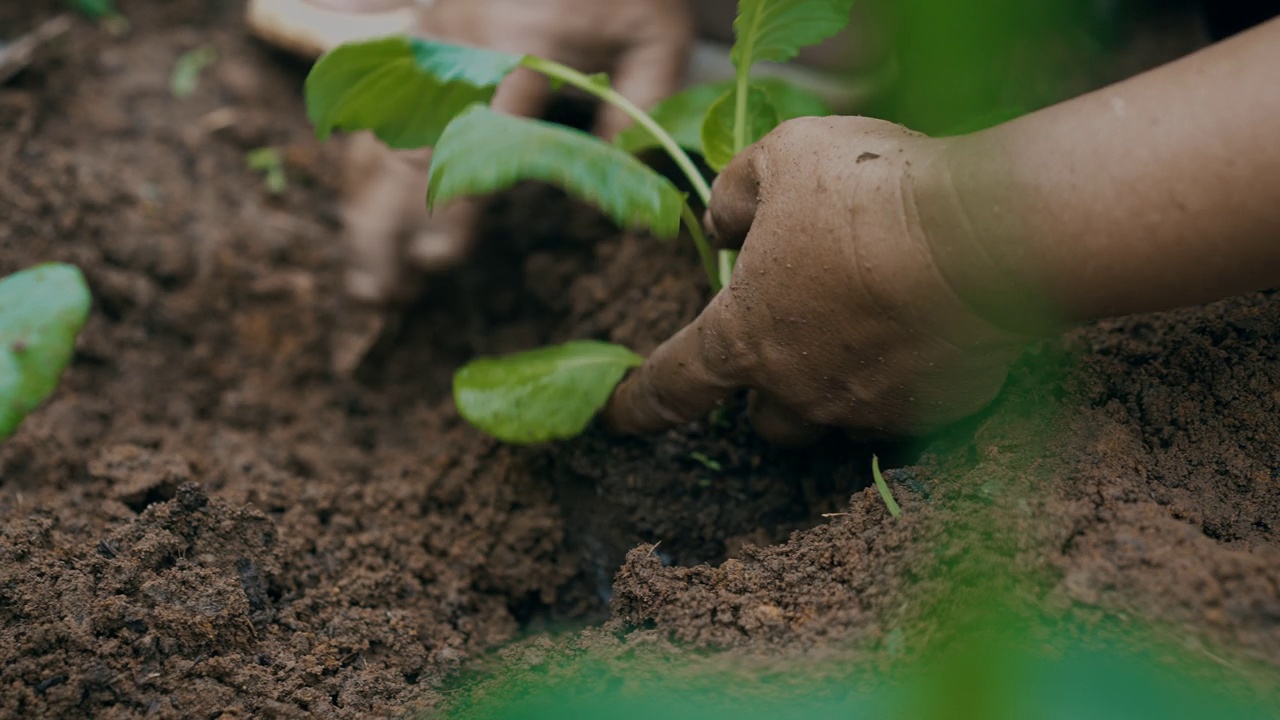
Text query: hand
604 116 1037 443
341 0 695 304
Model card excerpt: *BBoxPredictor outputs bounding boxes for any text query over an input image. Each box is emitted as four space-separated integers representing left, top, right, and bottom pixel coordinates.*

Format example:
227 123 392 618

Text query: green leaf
0 264 91 442
755 77 833 119
615 79 829 157
731 0 857 69
171 46 217 99
430 105 686 238
305 37 523 150
454 341 643 444
246 147 287 195
614 82 728 155
701 85 779 172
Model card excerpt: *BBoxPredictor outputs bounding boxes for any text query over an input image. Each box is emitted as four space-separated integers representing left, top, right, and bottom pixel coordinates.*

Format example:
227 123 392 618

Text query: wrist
914 129 1076 337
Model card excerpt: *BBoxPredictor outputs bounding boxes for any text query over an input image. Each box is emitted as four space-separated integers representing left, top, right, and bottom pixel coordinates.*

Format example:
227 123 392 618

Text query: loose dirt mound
613 294 1280 666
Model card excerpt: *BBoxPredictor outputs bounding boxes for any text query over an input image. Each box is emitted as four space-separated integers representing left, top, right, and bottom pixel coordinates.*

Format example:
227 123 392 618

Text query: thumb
603 289 748 434
705 143 763 248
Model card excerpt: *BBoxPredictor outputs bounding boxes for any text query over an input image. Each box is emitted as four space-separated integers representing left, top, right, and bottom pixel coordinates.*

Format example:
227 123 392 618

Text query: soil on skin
0 2 1276 719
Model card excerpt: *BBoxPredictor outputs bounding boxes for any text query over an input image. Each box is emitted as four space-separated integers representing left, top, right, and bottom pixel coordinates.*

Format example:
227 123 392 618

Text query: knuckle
696 294 755 378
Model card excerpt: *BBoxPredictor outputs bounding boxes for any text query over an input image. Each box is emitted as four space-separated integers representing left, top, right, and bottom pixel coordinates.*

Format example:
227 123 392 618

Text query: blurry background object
0 14 72 86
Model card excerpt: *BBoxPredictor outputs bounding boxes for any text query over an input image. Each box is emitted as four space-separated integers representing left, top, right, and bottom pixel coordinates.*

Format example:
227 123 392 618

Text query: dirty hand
604 116 1036 443
342 0 695 304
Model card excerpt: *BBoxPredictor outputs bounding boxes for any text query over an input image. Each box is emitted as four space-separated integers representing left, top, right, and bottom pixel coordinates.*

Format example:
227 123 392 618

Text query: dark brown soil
1 2 1277 719
612 295 1280 666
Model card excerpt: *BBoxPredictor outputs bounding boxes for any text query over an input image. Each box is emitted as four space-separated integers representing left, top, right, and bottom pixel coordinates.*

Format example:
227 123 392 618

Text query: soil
0 2 1277 719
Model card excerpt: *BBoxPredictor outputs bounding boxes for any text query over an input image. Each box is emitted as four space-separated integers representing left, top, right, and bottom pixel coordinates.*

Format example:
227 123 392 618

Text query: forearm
927 17 1280 331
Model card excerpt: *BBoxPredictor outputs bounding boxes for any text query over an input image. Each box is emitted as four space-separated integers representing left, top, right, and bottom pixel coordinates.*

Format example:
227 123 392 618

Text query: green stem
521 56 711 207
732 12 760 153
683 204 720 292
733 63 750 153
872 455 902 518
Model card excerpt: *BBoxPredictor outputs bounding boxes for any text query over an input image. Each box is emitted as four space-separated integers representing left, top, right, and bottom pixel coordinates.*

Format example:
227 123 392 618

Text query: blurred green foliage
438 569 1278 720
867 0 1116 135
65 0 117 20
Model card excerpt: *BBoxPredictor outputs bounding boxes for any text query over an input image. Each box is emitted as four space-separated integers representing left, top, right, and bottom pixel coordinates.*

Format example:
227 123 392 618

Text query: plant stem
872 455 902 518
520 56 711 206
733 63 750 153
732 11 760 154
683 204 720 293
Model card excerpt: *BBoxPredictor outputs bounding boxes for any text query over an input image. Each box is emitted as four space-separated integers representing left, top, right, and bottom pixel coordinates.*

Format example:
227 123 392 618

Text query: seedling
0 264 91 441
305 0 854 443
871 455 901 517
689 452 723 473
246 147 288 194
171 45 218 99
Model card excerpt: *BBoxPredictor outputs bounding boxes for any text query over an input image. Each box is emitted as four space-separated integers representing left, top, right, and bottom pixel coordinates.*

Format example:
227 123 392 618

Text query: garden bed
1 2 1276 718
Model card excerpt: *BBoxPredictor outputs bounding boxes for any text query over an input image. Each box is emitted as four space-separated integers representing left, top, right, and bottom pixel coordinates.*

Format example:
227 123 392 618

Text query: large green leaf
430 105 686 238
0 264 91 441
701 85 779 172
454 341 643 444
305 37 523 149
615 79 830 157
731 0 857 69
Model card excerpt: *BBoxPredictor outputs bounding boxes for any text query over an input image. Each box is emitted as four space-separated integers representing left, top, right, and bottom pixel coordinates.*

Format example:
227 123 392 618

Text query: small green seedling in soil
871 454 901 517
0 263 91 442
689 451 723 473
246 147 288 195
171 45 218 99
305 0 854 444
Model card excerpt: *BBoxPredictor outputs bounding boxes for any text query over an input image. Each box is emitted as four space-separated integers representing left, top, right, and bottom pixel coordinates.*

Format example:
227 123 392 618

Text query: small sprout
245 147 287 195
689 451 723 472
304 0 853 445
171 46 217 99
872 454 902 518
